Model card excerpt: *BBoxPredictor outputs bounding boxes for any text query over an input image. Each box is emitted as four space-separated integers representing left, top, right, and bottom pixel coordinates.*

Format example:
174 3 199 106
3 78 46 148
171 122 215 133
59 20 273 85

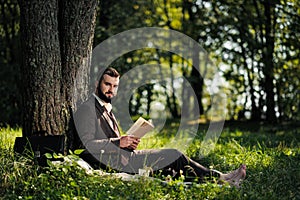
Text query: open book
126 117 154 138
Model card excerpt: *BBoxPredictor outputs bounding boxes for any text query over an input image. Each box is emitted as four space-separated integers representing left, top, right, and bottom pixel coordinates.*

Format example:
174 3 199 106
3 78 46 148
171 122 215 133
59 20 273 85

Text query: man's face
98 74 119 101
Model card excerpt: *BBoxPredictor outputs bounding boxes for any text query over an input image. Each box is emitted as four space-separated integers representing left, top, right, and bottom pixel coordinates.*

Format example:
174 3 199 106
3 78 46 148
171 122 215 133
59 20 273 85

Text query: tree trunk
59 0 97 111
18 0 98 137
190 46 204 118
19 0 62 136
262 0 277 123
169 53 180 118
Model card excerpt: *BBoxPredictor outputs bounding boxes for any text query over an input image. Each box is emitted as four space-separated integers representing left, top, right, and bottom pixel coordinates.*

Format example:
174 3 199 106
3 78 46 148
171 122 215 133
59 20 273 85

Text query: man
74 67 246 186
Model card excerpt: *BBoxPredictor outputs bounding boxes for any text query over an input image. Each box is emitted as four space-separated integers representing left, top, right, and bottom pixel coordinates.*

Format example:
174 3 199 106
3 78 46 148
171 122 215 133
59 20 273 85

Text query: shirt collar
93 93 112 112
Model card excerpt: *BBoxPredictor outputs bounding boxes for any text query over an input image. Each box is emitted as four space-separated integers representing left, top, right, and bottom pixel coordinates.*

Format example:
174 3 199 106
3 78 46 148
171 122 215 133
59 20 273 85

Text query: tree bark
18 0 98 137
59 0 97 110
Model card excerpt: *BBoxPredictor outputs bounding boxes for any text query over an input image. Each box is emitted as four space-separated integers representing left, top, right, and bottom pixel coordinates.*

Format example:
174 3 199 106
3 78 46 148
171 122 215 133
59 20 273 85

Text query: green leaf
74 149 85 155
53 152 58 159
62 167 68 174
46 159 53 166
45 153 53 159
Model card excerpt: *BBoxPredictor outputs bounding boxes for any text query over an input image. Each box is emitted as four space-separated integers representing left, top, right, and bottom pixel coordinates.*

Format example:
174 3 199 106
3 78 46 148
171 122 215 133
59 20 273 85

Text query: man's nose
108 86 113 92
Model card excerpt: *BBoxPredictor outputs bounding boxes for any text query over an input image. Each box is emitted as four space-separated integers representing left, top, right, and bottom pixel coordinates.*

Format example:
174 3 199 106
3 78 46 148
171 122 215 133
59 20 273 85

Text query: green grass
1 122 300 200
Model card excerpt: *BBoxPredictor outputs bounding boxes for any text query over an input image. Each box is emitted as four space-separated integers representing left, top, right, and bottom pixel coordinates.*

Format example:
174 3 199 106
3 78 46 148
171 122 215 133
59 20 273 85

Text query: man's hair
99 67 120 82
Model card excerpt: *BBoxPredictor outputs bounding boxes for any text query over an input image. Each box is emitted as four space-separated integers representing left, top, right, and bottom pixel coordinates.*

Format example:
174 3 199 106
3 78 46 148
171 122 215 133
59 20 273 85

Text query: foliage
0 0 21 126
89 0 300 122
1 123 300 199
190 0 300 122
1 0 299 126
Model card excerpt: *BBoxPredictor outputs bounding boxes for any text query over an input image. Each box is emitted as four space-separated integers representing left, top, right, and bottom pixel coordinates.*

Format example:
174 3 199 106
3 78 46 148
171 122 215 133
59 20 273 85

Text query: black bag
14 135 65 166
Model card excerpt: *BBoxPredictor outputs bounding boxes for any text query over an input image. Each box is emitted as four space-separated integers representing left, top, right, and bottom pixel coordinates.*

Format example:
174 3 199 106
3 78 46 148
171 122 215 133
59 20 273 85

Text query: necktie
108 111 119 135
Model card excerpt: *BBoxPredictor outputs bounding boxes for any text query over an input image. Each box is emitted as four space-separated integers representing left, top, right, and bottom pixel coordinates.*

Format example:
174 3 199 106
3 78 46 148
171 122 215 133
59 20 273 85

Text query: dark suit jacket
74 96 121 155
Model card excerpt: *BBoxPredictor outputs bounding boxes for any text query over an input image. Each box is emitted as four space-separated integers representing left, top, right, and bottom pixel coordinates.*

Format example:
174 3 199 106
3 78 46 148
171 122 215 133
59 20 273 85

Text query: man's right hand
119 135 140 150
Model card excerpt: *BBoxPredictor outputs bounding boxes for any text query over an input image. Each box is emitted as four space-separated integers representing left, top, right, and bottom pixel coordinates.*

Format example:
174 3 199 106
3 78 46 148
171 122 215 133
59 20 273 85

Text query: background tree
0 0 21 126
192 0 299 122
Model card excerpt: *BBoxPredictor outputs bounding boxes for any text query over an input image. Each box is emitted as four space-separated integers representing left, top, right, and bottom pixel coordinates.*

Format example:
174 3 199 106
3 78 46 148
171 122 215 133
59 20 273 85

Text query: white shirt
93 93 112 112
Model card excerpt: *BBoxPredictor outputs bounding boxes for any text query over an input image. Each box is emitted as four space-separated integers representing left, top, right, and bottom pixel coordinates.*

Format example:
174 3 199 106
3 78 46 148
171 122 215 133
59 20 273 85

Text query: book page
127 117 154 138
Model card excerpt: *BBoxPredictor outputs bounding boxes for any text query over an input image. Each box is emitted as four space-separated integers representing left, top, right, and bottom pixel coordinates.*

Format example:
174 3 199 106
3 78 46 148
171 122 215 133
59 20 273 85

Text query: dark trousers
81 148 219 182
125 149 219 181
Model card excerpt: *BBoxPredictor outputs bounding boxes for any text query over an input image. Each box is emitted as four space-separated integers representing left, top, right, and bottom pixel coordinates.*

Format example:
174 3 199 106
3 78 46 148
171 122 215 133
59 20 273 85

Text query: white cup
138 168 150 177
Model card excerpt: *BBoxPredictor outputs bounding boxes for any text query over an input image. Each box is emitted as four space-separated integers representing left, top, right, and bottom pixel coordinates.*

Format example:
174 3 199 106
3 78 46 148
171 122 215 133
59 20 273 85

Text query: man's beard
97 88 112 103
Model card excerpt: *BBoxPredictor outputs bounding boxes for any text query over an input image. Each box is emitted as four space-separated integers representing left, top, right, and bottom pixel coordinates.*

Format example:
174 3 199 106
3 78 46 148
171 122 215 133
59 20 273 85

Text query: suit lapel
95 99 120 137
109 112 121 135
104 111 119 134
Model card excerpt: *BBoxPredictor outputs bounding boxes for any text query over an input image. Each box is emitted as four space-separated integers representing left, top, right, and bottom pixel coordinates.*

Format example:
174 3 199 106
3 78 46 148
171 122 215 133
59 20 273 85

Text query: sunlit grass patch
1 123 300 199
0 126 22 149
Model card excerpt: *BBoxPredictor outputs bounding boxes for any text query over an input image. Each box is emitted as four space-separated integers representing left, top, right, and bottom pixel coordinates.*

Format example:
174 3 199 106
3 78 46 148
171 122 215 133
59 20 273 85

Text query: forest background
1 0 299 127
